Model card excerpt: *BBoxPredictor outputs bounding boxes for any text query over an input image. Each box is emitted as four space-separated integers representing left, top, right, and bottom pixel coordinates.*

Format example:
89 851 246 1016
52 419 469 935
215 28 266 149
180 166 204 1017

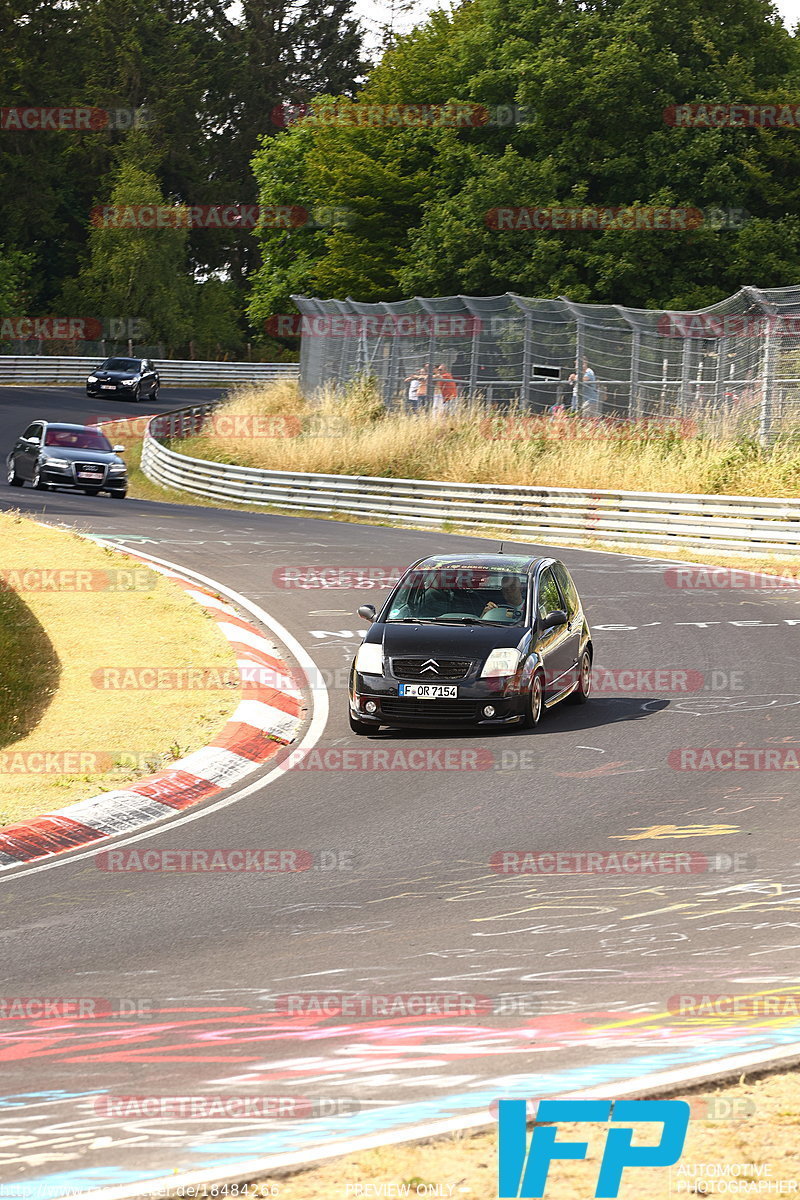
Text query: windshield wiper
439 617 494 625
390 617 442 623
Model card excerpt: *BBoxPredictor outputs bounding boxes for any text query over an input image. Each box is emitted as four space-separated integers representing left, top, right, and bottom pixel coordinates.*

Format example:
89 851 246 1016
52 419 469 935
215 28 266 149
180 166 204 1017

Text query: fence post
468 317 480 400
759 320 777 447
521 311 532 411
714 336 729 416
680 337 693 418
426 324 436 412
573 314 584 412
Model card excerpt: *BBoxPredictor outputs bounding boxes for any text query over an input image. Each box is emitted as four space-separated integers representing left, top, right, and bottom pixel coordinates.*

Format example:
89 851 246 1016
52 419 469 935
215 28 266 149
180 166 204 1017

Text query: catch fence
293 286 800 442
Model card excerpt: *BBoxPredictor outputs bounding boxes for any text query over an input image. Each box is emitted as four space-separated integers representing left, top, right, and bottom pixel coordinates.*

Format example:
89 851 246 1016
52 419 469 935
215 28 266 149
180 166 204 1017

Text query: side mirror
112 444 125 453
23 436 40 445
357 603 377 622
542 609 567 630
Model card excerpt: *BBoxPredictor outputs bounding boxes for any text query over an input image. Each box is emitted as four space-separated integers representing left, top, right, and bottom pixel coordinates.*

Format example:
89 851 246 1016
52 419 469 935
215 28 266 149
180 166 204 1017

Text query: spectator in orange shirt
435 363 458 413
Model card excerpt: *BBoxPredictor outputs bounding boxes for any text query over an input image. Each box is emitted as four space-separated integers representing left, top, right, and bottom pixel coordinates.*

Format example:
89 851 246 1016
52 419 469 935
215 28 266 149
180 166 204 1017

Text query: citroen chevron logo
420 659 439 674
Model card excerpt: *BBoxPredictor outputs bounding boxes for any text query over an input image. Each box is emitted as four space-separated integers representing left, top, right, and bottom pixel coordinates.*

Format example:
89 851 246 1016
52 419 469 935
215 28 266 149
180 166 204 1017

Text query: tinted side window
537 568 562 620
552 562 580 618
23 423 42 440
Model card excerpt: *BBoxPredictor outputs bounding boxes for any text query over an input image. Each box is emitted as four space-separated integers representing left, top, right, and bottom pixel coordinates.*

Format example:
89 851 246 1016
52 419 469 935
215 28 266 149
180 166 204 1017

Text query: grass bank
172 379 800 497
0 511 238 825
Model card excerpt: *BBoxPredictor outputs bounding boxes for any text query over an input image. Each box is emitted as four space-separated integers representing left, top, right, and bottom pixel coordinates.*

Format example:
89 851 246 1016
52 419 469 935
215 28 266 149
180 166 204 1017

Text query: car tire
83 487 102 496
109 489 128 499
569 649 592 704
349 711 377 736
152 383 159 400
523 669 545 729
132 386 141 403
7 460 23 487
32 466 47 490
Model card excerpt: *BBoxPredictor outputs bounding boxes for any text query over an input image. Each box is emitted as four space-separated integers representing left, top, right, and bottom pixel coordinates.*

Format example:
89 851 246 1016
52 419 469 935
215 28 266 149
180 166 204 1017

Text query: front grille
75 462 107 475
391 658 473 680
379 699 480 722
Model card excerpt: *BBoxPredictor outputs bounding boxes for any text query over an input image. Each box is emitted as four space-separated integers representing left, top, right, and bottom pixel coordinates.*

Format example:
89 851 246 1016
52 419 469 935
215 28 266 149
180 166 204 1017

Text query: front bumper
86 382 137 396
39 465 127 491
350 670 526 727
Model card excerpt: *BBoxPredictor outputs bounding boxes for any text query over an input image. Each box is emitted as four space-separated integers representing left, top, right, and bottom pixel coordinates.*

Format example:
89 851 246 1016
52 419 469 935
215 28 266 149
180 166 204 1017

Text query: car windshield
386 567 529 625
102 358 140 371
44 428 112 451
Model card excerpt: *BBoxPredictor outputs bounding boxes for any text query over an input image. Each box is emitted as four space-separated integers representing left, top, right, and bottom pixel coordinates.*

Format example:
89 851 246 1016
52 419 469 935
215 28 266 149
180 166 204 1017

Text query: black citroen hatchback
348 554 592 734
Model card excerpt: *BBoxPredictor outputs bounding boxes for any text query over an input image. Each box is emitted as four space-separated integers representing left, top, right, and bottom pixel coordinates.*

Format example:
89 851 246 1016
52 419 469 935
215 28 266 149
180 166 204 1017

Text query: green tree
62 139 193 349
248 0 800 310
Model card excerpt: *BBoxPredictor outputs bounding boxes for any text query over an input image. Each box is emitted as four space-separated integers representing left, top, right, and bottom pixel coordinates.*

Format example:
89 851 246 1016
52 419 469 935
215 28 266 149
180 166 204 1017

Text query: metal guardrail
140 402 800 555
0 356 299 387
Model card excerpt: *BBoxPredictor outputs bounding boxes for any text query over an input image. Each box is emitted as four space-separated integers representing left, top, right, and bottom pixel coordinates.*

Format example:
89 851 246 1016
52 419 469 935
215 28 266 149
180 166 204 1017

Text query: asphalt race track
1 387 800 1194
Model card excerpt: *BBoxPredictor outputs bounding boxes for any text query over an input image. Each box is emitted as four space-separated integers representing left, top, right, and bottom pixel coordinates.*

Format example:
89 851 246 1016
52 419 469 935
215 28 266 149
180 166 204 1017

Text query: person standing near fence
581 358 600 416
405 368 423 413
437 363 457 410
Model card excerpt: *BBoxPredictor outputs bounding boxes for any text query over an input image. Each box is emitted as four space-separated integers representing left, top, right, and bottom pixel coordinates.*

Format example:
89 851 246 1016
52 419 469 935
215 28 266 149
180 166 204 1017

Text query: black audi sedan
86 356 159 401
6 421 128 497
348 554 592 733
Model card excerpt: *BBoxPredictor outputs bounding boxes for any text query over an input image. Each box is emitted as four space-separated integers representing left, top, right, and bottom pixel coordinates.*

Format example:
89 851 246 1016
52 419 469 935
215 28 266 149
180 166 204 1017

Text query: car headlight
87 375 98 383
123 376 141 386
42 457 71 470
107 464 126 474
355 642 383 675
480 648 522 678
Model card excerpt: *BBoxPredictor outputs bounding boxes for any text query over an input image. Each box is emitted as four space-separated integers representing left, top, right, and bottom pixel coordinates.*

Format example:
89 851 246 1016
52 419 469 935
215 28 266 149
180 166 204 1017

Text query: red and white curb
0 549 306 868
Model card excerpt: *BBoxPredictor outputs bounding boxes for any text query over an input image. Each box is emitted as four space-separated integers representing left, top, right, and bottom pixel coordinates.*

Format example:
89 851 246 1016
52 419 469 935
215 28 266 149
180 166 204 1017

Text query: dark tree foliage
0 0 364 351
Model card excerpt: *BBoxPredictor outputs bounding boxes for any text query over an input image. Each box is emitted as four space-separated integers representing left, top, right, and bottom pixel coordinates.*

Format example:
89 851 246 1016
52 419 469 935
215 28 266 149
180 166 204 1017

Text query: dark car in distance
86 357 159 401
349 554 592 733
6 421 128 497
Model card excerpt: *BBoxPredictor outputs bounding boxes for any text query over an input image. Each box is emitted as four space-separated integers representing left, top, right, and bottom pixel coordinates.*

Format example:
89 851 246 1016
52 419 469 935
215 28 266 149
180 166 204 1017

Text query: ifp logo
498 1099 690 1197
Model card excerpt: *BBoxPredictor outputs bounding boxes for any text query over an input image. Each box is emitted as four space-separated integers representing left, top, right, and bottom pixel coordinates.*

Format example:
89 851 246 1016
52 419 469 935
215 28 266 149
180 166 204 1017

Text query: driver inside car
481 574 525 623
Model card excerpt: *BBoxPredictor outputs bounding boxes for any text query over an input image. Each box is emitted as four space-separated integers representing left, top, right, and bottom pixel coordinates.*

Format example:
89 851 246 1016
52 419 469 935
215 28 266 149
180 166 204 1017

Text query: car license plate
78 471 103 480
100 384 115 389
398 683 458 699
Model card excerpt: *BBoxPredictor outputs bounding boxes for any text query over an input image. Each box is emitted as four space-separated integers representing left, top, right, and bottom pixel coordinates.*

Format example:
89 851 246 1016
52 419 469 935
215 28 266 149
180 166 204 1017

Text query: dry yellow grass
0 511 238 824
250 1069 800 1200
174 381 800 498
